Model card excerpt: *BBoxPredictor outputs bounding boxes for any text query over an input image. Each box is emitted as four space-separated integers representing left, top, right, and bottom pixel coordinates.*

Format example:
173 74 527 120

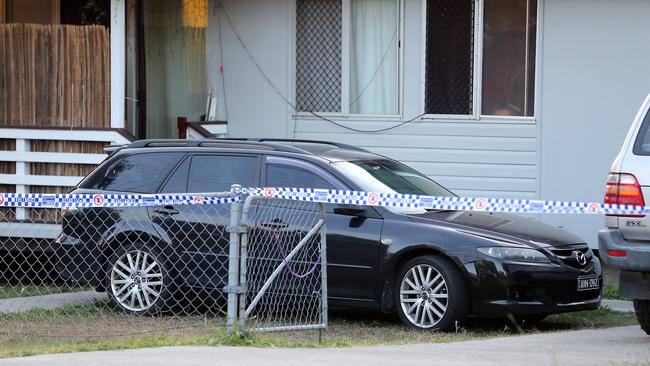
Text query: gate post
225 184 243 335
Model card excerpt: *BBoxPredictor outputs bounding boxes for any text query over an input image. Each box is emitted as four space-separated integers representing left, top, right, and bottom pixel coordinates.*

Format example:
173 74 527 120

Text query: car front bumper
463 256 602 317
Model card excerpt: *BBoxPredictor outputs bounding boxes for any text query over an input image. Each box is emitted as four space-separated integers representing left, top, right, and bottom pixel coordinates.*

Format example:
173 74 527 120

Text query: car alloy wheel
399 264 449 329
110 249 164 312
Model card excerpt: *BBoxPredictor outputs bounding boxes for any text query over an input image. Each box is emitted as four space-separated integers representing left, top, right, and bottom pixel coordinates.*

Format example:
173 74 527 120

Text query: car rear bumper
54 234 104 286
464 257 602 317
598 228 650 271
598 228 650 299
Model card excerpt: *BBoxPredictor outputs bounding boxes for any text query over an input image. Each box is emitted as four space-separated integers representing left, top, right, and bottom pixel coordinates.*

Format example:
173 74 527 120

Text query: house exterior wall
539 0 650 247
206 0 650 248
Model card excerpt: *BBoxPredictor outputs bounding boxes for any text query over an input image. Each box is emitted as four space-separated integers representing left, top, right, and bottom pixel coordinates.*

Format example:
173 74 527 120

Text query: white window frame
419 0 542 123
291 0 405 121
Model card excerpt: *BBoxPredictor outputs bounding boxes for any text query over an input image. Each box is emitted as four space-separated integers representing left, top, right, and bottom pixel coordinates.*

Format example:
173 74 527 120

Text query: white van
599 93 650 335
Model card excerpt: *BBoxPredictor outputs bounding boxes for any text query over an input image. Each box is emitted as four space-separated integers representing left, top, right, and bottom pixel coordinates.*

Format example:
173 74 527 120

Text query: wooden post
15 138 29 220
177 117 188 139
110 0 126 129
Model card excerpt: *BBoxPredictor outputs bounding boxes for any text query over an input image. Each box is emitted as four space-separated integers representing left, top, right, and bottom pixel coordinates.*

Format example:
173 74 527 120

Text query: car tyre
633 299 650 335
395 255 468 331
107 243 173 315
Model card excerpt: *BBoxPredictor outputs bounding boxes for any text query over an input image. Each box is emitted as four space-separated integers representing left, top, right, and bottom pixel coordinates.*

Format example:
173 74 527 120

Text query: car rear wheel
107 244 172 315
395 255 468 331
633 299 650 335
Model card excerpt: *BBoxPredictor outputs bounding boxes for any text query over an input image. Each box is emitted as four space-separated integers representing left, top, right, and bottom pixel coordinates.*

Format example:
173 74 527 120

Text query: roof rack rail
222 138 369 152
115 139 312 155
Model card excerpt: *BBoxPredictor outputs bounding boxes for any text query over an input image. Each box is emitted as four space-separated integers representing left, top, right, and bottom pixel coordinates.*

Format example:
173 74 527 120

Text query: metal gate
225 192 327 333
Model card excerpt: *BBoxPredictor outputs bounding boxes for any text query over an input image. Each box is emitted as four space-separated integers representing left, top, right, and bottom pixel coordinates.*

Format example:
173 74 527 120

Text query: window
92 153 184 193
187 155 258 192
633 108 650 156
266 164 337 190
3 0 59 24
424 0 537 117
424 0 475 115
160 157 191 193
295 0 399 115
482 0 537 116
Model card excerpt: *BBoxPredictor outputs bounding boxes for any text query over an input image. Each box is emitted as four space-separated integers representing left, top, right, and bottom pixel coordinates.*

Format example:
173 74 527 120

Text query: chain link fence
0 189 327 339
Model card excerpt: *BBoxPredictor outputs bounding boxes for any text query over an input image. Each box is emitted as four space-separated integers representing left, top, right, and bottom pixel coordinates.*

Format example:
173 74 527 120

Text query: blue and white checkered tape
231 187 650 216
0 193 240 208
1 187 647 215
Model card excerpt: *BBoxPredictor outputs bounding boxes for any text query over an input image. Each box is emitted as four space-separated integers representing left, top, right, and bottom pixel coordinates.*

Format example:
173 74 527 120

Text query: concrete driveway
1 325 648 366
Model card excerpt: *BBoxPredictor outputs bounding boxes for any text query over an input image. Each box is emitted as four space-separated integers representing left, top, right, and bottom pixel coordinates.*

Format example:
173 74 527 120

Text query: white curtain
349 0 398 115
144 0 207 138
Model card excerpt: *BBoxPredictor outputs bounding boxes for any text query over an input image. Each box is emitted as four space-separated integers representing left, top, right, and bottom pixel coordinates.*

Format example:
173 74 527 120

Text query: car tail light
607 250 627 257
604 173 646 217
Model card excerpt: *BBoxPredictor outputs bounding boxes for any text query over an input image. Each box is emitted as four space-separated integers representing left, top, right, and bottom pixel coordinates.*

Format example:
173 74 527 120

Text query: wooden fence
0 24 110 128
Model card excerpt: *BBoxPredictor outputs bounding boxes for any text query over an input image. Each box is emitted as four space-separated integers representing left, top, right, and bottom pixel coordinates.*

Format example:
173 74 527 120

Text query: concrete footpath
1 325 648 366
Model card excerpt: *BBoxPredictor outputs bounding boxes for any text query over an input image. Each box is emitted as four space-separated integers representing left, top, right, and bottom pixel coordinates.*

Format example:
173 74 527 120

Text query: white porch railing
0 127 134 237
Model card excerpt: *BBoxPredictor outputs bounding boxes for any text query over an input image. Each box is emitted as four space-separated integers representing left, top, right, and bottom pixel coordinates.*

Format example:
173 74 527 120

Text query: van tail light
604 173 646 217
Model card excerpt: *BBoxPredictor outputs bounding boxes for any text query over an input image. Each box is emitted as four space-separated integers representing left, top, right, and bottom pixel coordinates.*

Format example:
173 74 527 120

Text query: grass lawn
603 286 632 301
0 305 638 359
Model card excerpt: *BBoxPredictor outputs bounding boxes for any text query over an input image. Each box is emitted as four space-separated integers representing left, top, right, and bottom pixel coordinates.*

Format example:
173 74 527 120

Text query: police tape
0 187 647 215
0 193 240 208
232 187 650 216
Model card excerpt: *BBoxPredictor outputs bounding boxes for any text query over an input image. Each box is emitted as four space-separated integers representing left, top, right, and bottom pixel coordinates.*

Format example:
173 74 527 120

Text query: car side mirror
333 205 366 217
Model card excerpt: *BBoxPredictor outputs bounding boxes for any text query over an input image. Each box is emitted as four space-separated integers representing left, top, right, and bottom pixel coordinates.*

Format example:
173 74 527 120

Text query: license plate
577 275 599 291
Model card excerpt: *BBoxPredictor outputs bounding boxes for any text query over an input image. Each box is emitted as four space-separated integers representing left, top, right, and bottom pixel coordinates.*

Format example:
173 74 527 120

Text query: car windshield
332 159 454 213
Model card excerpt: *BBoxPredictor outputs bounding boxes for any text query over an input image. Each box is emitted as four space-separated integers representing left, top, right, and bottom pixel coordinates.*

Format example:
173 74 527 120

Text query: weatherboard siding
293 119 538 200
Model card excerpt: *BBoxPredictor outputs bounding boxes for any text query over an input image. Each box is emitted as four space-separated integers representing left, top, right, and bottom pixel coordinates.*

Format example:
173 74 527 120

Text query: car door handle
153 205 179 216
260 219 288 229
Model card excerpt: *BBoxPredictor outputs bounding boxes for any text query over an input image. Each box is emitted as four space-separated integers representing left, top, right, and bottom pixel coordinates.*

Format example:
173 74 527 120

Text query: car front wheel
107 244 172 315
395 255 468 331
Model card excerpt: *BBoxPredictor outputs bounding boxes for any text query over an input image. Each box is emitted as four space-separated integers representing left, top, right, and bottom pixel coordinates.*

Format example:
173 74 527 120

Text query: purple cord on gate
273 236 321 279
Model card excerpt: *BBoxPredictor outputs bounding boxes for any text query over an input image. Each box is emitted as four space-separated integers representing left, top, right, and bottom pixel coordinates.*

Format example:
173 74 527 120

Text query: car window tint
96 153 183 193
160 157 190 193
634 108 650 155
266 164 336 189
188 155 258 192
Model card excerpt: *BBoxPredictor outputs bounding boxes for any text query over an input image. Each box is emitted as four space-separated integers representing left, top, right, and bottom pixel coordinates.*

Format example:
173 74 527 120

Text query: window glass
349 0 398 115
188 155 258 192
333 159 454 197
5 0 54 24
482 0 537 116
94 153 183 193
634 108 650 155
267 164 337 190
160 157 190 193
295 0 342 113
424 0 475 115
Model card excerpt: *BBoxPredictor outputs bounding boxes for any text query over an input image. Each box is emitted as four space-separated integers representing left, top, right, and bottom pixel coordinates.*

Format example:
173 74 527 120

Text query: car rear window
81 152 184 193
633 108 650 155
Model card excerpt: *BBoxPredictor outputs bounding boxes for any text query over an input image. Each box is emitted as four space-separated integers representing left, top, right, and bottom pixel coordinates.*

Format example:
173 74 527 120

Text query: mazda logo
573 250 587 266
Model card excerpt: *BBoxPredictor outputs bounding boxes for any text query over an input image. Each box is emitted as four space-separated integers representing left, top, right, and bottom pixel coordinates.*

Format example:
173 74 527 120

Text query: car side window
634 108 650 155
266 163 337 190
188 155 258 192
94 153 184 193
160 157 190 193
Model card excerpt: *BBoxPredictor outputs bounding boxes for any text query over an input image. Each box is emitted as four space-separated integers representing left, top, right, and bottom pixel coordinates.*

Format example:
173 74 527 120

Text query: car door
263 156 384 304
150 153 261 290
